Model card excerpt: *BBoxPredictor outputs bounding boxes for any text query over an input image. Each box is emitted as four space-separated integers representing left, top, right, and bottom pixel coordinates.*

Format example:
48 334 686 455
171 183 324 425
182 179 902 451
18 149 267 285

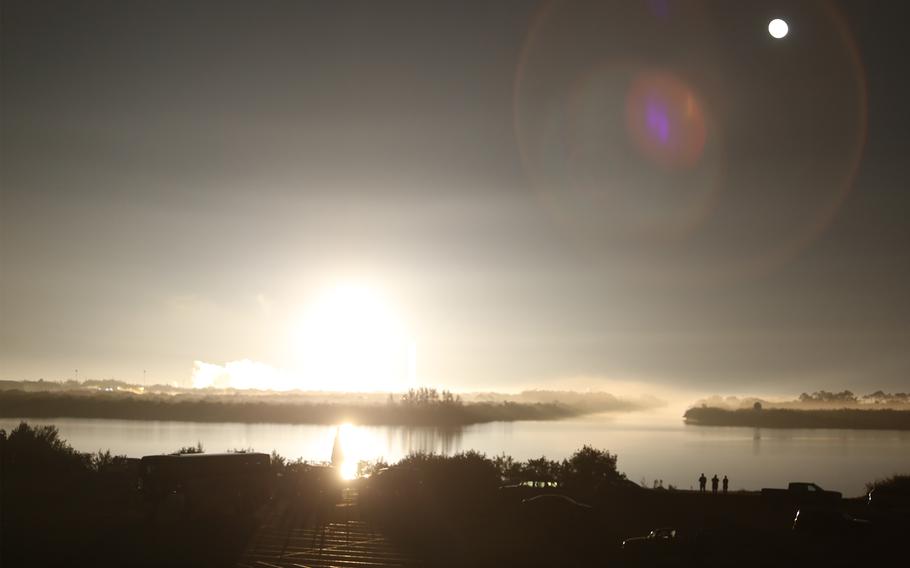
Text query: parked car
792 507 871 537
499 479 563 501
622 527 690 566
622 527 683 551
862 484 910 536
520 493 594 525
866 485 910 514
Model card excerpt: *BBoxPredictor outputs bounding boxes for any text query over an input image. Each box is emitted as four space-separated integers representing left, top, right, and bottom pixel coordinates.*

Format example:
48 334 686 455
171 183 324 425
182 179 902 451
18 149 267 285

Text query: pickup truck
761 482 841 507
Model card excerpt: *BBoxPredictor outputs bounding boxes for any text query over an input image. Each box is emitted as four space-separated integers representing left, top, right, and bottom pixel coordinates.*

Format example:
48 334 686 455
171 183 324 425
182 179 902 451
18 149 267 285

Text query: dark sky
1 0 908 395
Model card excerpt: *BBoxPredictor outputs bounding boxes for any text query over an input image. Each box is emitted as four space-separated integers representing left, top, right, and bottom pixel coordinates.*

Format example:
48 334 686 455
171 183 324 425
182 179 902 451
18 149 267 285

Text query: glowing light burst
293 284 415 393
335 423 370 481
768 18 789 39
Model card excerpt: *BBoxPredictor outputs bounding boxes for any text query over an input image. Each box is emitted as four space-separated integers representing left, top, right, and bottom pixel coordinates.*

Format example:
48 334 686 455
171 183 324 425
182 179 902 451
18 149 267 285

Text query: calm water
4 410 909 496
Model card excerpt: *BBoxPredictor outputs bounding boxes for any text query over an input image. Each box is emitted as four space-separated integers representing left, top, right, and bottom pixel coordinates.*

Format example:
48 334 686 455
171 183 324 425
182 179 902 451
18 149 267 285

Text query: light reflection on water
2 413 908 497
330 423 463 480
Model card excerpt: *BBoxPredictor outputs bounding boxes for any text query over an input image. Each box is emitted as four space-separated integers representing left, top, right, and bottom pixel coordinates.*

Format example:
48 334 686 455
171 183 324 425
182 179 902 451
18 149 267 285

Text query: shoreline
0 390 585 427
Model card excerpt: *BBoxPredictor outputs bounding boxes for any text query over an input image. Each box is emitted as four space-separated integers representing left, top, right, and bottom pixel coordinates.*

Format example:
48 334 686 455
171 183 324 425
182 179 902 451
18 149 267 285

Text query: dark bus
139 452 271 518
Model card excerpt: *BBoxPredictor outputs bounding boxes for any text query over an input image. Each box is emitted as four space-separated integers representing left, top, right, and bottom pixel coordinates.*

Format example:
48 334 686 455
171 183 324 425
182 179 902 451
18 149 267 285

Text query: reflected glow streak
336 423 369 480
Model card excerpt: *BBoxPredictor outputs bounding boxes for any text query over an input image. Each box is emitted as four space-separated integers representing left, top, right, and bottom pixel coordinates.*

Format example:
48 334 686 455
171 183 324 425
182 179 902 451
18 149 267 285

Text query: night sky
2 1 908 395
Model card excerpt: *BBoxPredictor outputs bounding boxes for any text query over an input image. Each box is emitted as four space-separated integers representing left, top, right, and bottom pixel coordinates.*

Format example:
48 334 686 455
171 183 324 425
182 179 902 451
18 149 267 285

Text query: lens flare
513 1 866 284
626 72 707 169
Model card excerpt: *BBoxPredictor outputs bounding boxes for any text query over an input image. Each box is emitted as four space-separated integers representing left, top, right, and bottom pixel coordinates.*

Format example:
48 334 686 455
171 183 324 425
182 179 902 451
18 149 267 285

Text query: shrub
89 449 130 473
170 441 204 455
0 421 89 474
865 474 910 493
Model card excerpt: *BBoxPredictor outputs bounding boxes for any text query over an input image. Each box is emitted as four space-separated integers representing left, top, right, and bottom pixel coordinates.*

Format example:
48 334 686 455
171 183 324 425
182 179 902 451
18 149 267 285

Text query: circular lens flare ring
512 1 866 283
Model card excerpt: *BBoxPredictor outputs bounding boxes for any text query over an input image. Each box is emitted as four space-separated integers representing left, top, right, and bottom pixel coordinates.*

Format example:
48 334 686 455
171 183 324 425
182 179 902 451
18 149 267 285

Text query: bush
398 450 500 499
865 474 910 493
89 449 131 473
0 421 89 475
522 456 563 482
170 441 204 455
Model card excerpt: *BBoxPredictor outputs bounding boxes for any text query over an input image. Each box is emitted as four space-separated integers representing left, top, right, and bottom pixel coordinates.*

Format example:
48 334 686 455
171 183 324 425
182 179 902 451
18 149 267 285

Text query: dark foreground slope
3 422 906 568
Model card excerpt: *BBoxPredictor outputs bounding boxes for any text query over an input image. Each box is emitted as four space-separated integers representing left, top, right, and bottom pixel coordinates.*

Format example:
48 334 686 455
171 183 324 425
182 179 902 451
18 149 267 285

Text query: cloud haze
2 1 909 396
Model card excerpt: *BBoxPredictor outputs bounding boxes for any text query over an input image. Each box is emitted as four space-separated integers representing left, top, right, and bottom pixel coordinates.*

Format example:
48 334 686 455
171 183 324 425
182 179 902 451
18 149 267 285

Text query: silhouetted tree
493 453 522 481
559 445 624 495
798 390 858 404
862 391 910 405
400 387 463 408
522 456 562 482
1 422 88 474
89 449 130 473
395 450 499 512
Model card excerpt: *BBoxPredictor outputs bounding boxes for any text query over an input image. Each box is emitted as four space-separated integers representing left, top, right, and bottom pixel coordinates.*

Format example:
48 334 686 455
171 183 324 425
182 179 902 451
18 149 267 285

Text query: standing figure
698 473 707 492
723 475 729 494
711 474 719 494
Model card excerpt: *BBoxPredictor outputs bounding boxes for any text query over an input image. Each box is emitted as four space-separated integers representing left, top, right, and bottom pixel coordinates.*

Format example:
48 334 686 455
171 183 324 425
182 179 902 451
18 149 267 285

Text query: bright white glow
336 423 368 480
192 359 298 390
293 283 414 392
768 18 788 39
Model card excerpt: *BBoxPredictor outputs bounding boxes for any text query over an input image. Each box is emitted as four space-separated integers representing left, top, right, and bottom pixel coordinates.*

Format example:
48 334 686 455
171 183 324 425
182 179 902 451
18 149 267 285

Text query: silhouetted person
698 473 707 492
722 475 729 494
711 474 719 494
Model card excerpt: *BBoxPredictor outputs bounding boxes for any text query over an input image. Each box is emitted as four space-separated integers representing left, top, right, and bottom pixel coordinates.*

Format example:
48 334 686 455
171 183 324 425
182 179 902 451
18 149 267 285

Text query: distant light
768 18 789 39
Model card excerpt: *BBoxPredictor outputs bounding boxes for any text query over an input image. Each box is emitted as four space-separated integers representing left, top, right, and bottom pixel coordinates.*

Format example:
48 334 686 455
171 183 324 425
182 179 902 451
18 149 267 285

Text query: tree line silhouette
684 406 910 430
397 387 462 407
799 390 910 405
0 389 577 426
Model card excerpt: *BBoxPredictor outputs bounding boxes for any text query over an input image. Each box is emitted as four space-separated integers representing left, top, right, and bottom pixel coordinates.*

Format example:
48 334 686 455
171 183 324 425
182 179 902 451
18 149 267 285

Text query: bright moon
768 18 789 39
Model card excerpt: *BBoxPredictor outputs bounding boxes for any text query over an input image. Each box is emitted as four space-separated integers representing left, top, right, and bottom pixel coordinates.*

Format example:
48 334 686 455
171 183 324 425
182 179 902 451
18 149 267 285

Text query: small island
685 403 910 431
0 381 659 427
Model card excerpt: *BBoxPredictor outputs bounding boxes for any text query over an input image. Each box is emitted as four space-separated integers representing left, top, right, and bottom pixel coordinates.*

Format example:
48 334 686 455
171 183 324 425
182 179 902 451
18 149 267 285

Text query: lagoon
3 409 908 497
